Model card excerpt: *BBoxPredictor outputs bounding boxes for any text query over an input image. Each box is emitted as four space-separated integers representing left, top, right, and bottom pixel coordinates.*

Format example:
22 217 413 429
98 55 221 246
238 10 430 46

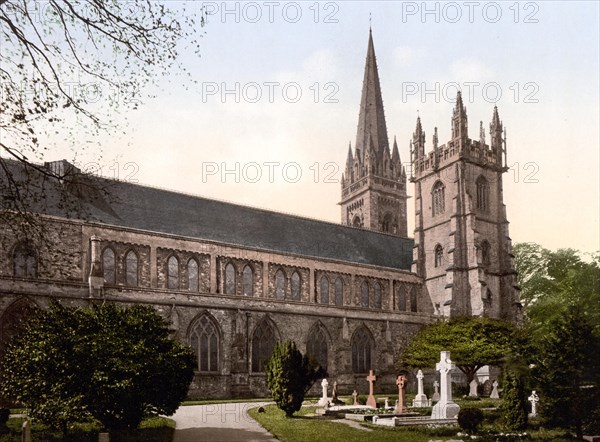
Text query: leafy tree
398 316 517 384
531 305 600 439
265 340 325 417
0 0 205 238
0 302 195 433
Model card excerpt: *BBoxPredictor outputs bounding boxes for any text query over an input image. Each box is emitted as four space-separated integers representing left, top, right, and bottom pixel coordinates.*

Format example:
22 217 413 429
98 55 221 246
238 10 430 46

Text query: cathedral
0 31 520 398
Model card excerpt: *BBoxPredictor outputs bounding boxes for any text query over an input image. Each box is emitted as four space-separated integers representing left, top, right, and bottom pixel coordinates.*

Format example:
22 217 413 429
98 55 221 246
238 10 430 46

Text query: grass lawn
249 402 579 442
0 416 175 442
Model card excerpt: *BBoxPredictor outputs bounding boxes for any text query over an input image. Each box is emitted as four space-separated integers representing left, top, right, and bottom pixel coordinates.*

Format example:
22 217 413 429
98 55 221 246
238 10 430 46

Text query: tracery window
434 244 444 268
187 259 199 292
381 213 392 232
476 176 489 212
13 241 37 278
291 271 301 301
334 277 343 306
275 269 286 300
125 250 138 286
373 282 382 309
102 247 115 284
242 265 254 297
351 327 372 373
251 320 277 372
189 315 219 372
432 181 445 216
225 263 236 295
307 324 328 369
167 255 179 289
360 281 369 308
320 276 329 304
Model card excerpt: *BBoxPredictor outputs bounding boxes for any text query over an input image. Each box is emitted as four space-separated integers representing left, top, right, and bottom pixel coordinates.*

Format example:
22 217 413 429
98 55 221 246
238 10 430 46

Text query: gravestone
469 378 479 397
332 381 339 404
384 398 389 409
432 380 440 402
366 370 377 408
317 378 329 407
22 420 31 442
394 374 407 413
528 390 539 416
490 380 500 399
413 369 429 407
431 351 460 419
352 390 358 406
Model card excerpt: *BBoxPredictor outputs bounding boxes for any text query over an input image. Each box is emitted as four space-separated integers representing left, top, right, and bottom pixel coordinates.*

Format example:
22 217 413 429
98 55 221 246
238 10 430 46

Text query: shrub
457 407 484 433
500 371 528 431
0 408 9 425
265 340 325 417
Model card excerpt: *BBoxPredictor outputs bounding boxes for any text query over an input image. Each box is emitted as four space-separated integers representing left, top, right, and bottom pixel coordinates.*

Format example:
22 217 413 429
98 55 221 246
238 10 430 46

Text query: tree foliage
398 316 517 384
513 243 600 435
500 369 528 431
0 0 205 237
0 302 195 432
265 340 325 417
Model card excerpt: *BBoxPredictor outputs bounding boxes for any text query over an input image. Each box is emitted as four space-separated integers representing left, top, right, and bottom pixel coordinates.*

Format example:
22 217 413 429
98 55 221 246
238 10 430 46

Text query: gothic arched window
334 277 344 306
252 320 277 372
189 315 219 372
307 324 328 370
167 255 179 289
291 271 301 301
432 181 445 216
13 241 37 278
476 176 489 212
102 247 115 284
434 244 444 268
410 286 418 312
360 281 369 308
125 250 138 286
320 276 329 304
242 265 254 297
353 216 361 227
351 327 373 373
187 259 199 292
224 263 236 295
398 285 407 311
275 269 286 300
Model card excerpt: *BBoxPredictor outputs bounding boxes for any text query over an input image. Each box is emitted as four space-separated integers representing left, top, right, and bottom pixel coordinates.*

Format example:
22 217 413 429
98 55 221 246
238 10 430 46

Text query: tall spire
355 29 389 163
451 91 468 142
413 116 425 158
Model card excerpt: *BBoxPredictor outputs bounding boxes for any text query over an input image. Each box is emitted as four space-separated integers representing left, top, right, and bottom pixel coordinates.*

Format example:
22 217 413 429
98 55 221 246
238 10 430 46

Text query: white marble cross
317 378 329 406
528 390 539 416
490 380 500 399
431 351 460 419
413 369 429 407
432 380 440 402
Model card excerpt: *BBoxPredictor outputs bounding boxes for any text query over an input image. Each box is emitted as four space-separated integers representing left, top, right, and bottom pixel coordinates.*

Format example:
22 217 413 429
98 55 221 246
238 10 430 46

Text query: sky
14 1 600 255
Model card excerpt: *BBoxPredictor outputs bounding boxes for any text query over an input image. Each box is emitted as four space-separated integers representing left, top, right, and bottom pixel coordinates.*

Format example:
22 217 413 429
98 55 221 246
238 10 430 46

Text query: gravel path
171 402 277 442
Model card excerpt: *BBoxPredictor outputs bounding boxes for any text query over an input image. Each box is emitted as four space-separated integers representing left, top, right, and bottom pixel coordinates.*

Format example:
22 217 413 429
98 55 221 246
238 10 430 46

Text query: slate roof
2 159 414 271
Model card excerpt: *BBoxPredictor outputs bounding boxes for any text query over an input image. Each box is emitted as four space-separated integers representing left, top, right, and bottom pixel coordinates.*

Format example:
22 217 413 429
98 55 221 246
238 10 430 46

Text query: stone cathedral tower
411 92 520 321
340 30 408 237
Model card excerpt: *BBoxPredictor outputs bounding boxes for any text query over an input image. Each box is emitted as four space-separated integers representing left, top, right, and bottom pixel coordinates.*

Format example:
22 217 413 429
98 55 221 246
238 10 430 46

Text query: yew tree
398 316 518 384
0 302 195 433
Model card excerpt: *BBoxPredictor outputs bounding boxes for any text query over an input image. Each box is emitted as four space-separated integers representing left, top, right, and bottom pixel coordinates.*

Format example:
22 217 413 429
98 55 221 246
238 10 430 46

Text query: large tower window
381 212 392 232
476 176 489 212
481 240 491 266
432 181 445 216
